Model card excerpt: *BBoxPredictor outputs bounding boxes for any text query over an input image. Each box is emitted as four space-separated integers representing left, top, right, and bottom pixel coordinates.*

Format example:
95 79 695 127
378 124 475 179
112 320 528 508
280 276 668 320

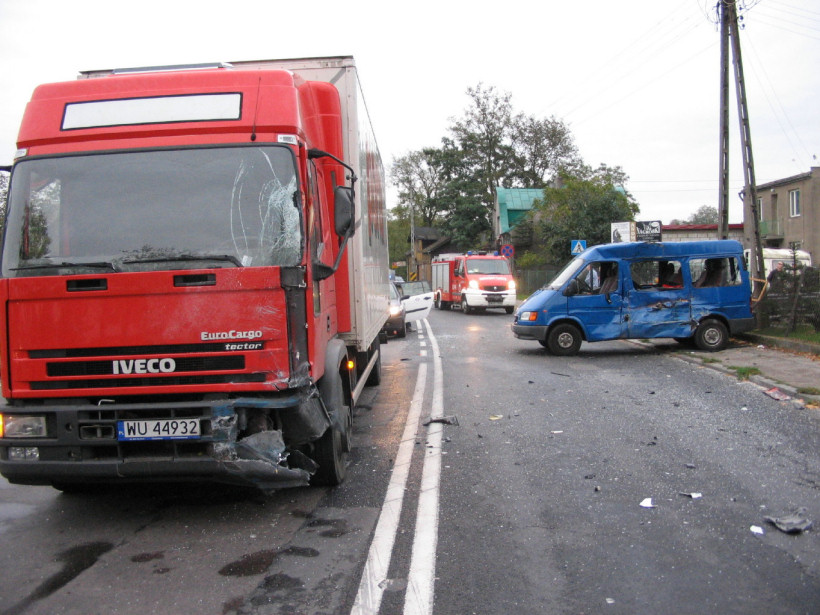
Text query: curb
737 332 820 357
628 339 820 407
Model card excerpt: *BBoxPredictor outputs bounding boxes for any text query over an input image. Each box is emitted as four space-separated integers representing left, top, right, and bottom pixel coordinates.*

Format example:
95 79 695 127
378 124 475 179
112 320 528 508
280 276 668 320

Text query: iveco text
112 358 176 374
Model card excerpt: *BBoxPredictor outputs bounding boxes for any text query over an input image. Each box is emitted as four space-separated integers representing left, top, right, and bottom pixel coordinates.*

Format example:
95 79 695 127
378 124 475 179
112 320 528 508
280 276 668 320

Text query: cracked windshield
2 145 302 276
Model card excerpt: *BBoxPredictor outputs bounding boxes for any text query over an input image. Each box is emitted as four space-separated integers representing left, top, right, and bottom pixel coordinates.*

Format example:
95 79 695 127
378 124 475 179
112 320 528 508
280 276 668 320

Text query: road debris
750 525 765 535
764 387 791 401
679 492 703 499
423 415 459 427
489 415 504 421
764 507 813 534
640 498 656 508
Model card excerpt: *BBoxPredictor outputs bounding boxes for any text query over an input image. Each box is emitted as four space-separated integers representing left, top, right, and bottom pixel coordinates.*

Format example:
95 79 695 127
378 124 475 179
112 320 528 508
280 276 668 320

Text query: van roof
581 240 743 261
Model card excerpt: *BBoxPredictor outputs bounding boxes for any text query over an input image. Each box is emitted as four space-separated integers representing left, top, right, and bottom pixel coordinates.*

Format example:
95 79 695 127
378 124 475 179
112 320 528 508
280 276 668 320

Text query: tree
532 164 639 263
390 148 449 227
447 84 516 242
510 114 580 188
670 205 719 225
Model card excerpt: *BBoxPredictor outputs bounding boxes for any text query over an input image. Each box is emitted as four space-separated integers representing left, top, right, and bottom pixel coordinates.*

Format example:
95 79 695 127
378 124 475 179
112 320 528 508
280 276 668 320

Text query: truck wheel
461 297 471 314
312 371 350 486
694 319 728 352
546 323 582 356
505 306 514 315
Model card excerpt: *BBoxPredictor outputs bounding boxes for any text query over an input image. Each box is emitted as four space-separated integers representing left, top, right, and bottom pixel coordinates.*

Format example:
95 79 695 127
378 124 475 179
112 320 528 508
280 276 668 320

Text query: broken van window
691 257 741 288
630 260 683 290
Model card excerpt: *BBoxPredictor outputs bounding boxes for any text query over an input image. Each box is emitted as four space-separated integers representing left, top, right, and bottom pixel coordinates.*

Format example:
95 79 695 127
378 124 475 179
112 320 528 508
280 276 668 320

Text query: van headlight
1 415 48 438
518 311 538 322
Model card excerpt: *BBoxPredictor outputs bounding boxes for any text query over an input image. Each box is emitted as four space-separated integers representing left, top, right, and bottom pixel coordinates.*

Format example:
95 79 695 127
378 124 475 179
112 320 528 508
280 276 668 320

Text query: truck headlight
1 415 48 438
468 280 479 289
8 447 40 461
508 280 516 290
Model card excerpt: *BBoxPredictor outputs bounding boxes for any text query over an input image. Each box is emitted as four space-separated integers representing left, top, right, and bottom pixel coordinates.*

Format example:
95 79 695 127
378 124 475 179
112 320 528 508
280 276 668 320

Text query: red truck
432 252 516 314
0 57 389 491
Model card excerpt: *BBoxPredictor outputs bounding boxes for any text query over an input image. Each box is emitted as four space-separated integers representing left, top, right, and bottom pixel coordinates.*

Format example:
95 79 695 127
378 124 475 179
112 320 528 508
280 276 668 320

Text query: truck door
566 261 624 341
626 258 691 339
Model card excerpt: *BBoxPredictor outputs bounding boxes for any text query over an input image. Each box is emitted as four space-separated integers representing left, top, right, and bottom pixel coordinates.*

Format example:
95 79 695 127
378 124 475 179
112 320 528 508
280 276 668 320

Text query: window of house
789 189 801 217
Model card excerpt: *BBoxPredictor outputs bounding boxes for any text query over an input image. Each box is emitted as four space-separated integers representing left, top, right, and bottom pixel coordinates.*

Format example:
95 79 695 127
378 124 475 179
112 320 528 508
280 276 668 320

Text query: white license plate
117 419 200 441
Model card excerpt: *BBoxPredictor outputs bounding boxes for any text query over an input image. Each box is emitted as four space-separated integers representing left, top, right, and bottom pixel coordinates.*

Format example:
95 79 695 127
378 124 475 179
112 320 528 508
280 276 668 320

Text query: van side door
565 261 624 341
626 258 691 339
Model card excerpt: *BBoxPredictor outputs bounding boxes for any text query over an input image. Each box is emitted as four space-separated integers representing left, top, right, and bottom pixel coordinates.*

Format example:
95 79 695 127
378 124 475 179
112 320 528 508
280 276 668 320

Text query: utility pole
717 0 765 297
717 0 731 239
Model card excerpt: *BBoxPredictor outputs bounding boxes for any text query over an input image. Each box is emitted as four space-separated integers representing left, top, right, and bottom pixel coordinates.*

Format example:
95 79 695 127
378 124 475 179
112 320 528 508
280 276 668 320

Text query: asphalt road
1 307 819 615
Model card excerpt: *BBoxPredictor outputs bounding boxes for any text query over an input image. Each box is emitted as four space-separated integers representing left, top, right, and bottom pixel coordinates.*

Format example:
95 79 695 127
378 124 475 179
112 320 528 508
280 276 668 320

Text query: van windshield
543 258 585 290
2 146 302 276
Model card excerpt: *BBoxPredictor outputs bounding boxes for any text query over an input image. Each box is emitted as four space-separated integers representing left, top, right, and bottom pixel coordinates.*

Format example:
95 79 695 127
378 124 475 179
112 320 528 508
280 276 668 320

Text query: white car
398 280 434 327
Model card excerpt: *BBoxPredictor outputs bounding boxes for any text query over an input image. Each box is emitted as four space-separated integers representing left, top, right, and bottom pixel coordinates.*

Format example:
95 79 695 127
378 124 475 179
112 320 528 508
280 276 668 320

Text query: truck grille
47 356 244 377
482 284 506 292
25 342 265 391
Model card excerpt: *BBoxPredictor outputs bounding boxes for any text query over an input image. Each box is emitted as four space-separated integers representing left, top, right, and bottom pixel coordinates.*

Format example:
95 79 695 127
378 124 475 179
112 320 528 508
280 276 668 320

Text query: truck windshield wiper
12 261 120 272
121 254 243 267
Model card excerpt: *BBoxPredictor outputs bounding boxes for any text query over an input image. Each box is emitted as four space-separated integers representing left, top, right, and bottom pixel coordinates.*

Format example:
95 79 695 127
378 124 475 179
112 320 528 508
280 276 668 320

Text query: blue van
512 240 756 355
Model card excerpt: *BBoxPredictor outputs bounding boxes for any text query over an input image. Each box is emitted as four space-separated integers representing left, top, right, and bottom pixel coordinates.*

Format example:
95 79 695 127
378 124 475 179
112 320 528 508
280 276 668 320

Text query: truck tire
312 369 350 486
461 296 471 314
546 323 582 356
694 318 728 352
435 293 449 310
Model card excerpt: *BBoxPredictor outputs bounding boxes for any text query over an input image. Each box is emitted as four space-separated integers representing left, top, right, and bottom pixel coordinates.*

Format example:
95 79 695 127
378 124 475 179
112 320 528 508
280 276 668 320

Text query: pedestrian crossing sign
571 240 586 255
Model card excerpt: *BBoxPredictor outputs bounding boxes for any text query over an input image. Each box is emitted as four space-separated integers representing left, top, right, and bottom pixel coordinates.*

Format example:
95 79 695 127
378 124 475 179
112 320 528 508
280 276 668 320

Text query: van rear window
691 257 741 288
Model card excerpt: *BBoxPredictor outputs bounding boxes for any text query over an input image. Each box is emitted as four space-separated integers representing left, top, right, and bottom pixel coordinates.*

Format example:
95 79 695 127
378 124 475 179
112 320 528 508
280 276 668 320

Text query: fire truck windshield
465 258 511 275
2 145 302 276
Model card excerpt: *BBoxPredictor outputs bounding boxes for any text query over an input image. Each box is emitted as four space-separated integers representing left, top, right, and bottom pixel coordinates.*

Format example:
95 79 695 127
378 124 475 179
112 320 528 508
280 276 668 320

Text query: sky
1 0 818 225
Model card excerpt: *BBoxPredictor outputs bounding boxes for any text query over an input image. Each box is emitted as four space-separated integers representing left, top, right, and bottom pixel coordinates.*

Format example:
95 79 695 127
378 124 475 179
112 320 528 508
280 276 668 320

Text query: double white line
352 319 444 615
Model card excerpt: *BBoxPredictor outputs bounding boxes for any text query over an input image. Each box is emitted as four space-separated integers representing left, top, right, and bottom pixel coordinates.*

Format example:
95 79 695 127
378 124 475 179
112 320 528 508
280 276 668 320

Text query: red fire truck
431 252 516 314
0 57 389 491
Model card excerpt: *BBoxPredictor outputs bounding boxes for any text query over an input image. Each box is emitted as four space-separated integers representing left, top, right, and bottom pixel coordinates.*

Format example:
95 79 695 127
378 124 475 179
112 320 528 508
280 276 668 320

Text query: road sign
571 240 586 255
500 244 514 258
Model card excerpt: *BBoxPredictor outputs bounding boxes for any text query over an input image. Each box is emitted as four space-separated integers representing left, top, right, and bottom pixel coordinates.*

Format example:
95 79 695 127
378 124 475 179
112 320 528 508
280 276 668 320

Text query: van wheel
547 323 582 356
312 371 349 486
694 319 728 352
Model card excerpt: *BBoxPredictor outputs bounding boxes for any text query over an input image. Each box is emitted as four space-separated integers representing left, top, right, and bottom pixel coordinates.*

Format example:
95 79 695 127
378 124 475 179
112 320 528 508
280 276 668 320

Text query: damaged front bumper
0 389 332 492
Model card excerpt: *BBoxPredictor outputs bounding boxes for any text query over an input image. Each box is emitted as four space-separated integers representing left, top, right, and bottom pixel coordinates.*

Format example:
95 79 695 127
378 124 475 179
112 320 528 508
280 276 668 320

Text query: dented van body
512 240 755 355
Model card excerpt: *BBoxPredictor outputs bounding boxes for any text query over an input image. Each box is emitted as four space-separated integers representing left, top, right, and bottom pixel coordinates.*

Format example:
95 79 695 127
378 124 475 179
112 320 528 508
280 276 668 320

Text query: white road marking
403 319 443 615
351 345 428 614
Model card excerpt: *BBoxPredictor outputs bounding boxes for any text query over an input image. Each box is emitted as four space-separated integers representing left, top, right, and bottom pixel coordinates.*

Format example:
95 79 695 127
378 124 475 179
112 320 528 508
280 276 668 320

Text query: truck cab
432 252 516 314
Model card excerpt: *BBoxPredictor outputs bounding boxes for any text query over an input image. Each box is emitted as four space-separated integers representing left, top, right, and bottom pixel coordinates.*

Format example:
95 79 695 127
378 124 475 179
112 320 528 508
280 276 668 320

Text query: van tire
694 319 728 352
546 323 582 356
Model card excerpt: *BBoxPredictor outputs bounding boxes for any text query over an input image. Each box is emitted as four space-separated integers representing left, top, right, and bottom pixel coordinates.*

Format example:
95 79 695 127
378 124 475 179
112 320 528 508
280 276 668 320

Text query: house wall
754 167 819 265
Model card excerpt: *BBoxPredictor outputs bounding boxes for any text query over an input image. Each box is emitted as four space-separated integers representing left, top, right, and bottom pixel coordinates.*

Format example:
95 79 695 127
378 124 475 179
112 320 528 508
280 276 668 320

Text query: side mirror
334 186 355 237
564 279 579 297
